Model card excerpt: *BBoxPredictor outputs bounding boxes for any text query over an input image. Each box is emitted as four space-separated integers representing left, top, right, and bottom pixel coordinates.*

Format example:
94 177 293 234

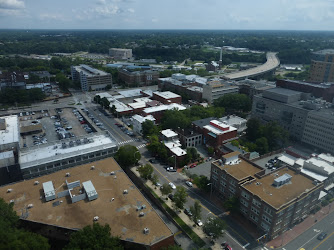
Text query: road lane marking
331 220 334 224
298 231 321 249
313 231 334 250
174 231 182 236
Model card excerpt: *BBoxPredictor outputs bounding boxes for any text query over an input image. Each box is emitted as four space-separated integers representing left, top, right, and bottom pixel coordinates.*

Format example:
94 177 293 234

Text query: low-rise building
132 115 156 135
0 158 174 249
211 153 323 240
152 91 182 105
202 79 239 104
71 65 112 91
161 129 187 168
108 48 132 60
142 103 186 123
219 115 247 134
118 69 159 86
176 128 202 148
0 71 26 90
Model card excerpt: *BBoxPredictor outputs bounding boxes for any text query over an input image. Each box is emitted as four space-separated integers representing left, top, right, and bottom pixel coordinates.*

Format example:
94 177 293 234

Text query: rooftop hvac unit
93 216 99 221
34 181 39 185
139 212 145 217
10 200 14 203
91 166 95 170
7 189 13 193
123 189 128 194
143 228 150 234
111 198 115 202
110 171 115 175
65 173 70 177
27 204 33 209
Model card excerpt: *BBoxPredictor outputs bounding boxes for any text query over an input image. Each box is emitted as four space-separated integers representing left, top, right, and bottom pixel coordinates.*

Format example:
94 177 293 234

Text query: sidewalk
266 202 334 248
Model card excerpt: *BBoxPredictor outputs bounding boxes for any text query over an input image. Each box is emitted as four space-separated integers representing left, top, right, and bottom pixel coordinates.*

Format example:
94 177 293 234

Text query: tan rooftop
0 158 172 246
214 159 261 181
223 151 240 159
243 167 318 210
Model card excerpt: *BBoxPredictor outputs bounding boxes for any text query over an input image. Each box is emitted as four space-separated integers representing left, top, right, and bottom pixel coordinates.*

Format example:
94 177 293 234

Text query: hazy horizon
1 0 334 31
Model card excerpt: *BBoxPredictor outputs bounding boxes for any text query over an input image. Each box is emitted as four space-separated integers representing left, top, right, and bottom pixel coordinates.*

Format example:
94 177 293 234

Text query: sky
1 0 334 30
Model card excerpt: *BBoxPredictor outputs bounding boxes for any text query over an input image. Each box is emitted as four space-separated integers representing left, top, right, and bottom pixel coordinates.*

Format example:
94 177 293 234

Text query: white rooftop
19 133 117 170
128 101 146 109
165 140 182 149
0 115 19 145
132 115 155 123
143 103 186 114
219 115 247 126
278 154 298 166
109 100 133 113
74 65 109 77
161 129 178 138
133 97 152 103
203 120 237 135
318 153 334 164
170 147 187 157
96 92 113 99
118 89 142 98
82 180 97 198
304 157 334 176
154 91 181 99
301 168 327 182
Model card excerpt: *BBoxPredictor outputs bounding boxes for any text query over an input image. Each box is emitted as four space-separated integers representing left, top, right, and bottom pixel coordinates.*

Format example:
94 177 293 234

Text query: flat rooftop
213 158 261 181
143 103 186 114
161 129 178 138
74 65 109 77
223 52 280 80
0 158 173 246
243 167 317 210
154 91 181 99
19 133 117 170
0 115 19 145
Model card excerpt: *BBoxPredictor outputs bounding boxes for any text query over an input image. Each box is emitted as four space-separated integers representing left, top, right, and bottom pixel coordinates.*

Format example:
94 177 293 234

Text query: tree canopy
0 198 50 250
190 200 202 224
214 93 252 113
203 217 226 240
65 223 123 250
173 186 188 210
138 164 154 180
114 145 141 168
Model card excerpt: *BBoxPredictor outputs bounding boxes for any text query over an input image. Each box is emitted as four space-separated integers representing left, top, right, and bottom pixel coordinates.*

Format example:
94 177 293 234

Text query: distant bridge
221 52 280 80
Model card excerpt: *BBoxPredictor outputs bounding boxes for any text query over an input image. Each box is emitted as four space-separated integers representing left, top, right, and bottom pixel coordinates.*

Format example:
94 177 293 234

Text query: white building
219 115 247 134
202 79 239 103
109 48 132 60
132 115 156 135
0 115 19 152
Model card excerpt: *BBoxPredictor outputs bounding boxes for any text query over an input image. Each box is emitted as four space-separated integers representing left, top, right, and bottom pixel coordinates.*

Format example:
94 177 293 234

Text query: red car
190 164 197 168
221 242 232 250
80 121 86 124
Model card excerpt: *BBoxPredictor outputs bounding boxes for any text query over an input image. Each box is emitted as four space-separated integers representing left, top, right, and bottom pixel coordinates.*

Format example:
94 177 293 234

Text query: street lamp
207 183 213 200
172 155 176 169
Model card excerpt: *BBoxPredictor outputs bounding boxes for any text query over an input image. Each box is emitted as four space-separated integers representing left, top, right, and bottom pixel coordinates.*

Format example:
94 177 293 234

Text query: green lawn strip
146 185 206 247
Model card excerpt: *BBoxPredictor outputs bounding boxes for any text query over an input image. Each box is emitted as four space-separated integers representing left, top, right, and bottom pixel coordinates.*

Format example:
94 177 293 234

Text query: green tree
223 196 240 214
193 175 210 192
255 137 269 155
173 186 188 210
110 105 116 114
65 223 123 250
161 183 172 198
214 93 251 112
138 164 154 180
142 120 159 138
56 72 71 91
162 246 182 250
114 145 140 168
151 174 159 185
245 118 262 141
100 97 110 109
190 200 202 224
207 147 214 156
203 217 226 240
0 198 50 250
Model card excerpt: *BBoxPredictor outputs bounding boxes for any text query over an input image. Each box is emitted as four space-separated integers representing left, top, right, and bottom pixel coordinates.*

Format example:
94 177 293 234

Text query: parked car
185 181 193 187
221 242 232 250
149 159 155 164
169 182 176 190
196 219 203 226
190 163 197 168
167 167 176 172
168 194 174 201
184 208 192 216
65 126 72 130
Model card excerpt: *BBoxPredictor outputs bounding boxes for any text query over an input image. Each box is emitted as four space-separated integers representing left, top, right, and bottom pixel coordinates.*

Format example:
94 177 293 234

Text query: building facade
71 65 112 91
202 80 239 103
309 49 334 83
152 91 182 105
118 69 160 86
109 48 132 60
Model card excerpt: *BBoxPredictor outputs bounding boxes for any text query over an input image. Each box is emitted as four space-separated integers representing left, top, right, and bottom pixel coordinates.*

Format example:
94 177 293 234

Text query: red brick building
118 69 160 86
152 91 182 105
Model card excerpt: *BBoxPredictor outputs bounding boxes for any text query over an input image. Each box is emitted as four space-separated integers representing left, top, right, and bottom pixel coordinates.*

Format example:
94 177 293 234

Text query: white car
196 219 203 226
185 181 193 187
169 182 176 190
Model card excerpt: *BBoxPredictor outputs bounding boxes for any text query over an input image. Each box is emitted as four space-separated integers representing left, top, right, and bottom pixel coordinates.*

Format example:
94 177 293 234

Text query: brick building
152 91 182 105
210 152 323 240
118 69 160 86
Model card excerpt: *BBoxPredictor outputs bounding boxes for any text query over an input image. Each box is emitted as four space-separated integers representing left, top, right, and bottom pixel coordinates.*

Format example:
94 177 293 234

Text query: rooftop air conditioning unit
7 189 13 193
27 204 33 209
139 212 145 217
91 166 95 170
65 173 70 177
93 216 99 221
34 181 39 185
10 200 14 203
143 228 150 234
123 189 128 194
110 171 115 175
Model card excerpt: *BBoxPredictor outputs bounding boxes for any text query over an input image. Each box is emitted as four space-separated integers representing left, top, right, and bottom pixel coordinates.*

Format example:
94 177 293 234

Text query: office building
309 49 334 83
118 69 159 86
0 71 26 90
71 65 112 91
211 152 323 240
109 48 132 60
152 91 182 105
132 114 156 135
202 79 239 104
0 158 174 249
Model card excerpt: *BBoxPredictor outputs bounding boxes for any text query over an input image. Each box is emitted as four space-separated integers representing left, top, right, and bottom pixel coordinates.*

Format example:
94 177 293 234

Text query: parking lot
253 153 282 173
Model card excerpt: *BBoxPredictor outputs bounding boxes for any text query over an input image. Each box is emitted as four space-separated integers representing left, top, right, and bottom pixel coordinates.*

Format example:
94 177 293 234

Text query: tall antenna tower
219 47 223 68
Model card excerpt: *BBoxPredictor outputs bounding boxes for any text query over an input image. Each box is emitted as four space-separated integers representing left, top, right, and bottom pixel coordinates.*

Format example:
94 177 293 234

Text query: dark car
168 194 174 201
149 159 155 164
184 208 192 216
317 232 327 240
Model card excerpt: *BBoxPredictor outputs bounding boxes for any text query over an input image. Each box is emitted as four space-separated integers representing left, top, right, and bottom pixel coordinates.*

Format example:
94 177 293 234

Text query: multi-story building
161 129 187 168
202 79 239 104
0 71 26 90
118 69 159 86
152 91 182 105
211 152 323 240
206 61 220 72
176 128 202 148
71 65 112 91
142 103 186 123
309 49 334 83
236 79 276 99
276 79 334 103
132 114 156 135
219 115 247 134
108 48 132 60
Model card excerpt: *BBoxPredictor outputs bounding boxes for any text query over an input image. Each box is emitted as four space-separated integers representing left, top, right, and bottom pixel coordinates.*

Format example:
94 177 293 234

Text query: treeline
0 88 45 105
1 30 333 64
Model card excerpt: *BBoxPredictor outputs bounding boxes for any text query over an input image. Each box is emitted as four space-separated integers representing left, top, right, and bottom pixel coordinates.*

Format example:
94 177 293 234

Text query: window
241 191 250 200
264 206 273 216
250 213 258 222
240 207 248 215
261 222 270 232
252 199 261 208
251 206 260 215
229 186 235 194
262 215 272 224
240 199 249 207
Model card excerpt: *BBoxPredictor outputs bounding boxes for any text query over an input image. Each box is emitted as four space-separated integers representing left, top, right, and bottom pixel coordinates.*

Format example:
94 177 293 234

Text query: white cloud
127 8 134 13
0 0 24 9
39 13 67 22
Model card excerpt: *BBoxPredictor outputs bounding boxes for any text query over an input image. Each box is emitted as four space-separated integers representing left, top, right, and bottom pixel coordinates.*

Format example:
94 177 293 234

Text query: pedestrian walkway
118 139 137 145
266 202 334 248
136 144 146 149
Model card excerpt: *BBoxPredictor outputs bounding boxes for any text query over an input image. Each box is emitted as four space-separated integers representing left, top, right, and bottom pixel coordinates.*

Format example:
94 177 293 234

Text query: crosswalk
136 144 146 149
117 139 146 149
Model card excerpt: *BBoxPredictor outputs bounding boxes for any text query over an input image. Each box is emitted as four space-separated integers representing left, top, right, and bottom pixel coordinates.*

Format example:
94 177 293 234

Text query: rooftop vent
143 228 150 234
93 216 99 221
273 173 292 187
65 173 70 177
10 200 14 203
139 212 145 217
27 204 33 209
111 198 115 202
123 189 128 194
91 166 95 170
7 189 13 193
256 182 261 186
110 171 115 175
34 181 39 185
